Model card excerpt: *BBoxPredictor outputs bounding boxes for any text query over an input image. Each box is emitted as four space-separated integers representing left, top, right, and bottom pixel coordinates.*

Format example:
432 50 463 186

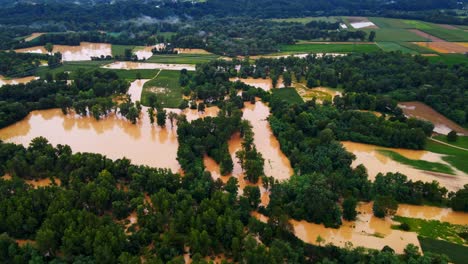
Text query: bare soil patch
413 42 468 54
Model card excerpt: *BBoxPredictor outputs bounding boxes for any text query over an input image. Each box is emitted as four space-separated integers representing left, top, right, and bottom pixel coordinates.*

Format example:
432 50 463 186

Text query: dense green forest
0 51 61 77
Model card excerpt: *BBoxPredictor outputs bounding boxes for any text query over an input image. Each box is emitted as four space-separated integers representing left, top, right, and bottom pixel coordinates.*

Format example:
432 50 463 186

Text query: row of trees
0 51 61 77
0 69 132 128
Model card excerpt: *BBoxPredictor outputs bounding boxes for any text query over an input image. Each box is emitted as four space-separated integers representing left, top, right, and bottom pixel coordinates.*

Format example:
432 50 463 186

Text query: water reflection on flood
342 141 468 192
0 109 180 171
0 80 225 172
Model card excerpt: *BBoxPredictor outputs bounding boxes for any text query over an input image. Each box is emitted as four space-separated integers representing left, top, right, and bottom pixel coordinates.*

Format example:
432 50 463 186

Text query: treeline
0 70 130 128
0 51 61 77
172 18 366 56
0 137 451 263
179 60 269 106
0 0 462 31
10 18 367 56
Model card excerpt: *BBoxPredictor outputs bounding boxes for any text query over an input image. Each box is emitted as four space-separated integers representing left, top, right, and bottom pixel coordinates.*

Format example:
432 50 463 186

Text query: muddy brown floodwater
341 141 468 192
15 42 112 61
398 102 468 135
253 202 422 254
203 101 293 206
254 202 468 254
243 101 293 181
0 80 223 172
229 77 285 91
0 75 39 87
133 44 165 60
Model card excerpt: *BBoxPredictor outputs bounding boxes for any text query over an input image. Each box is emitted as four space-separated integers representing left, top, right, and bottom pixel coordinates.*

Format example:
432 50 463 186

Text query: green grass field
35 61 159 80
271 88 304 104
279 43 381 53
378 149 455 175
392 216 466 245
111 45 137 57
425 140 468 174
419 237 468 264
433 135 468 149
376 42 418 54
146 54 220 64
427 54 468 65
368 17 468 42
141 70 183 108
422 27 468 42
397 42 435 54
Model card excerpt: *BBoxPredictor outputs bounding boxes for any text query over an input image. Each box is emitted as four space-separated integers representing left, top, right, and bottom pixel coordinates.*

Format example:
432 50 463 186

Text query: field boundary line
429 137 468 151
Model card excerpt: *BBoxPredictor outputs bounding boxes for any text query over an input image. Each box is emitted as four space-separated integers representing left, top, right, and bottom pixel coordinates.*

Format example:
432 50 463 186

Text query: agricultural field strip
429 138 468 151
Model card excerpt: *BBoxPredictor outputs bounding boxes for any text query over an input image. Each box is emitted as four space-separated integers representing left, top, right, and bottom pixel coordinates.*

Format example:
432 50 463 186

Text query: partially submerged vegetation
0 0 467 262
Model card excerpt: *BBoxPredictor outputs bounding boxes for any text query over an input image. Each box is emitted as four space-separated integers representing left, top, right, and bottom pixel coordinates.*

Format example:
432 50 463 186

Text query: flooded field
0 78 221 173
0 75 39 87
0 80 181 171
15 42 112 61
134 44 165 60
229 77 285 91
398 102 468 135
397 204 468 225
0 109 181 171
342 141 468 192
102 61 195 71
295 84 343 102
127 79 150 102
254 202 421 254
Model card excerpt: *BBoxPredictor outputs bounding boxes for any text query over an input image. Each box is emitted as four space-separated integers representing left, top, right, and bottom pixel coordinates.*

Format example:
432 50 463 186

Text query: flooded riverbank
0 75 39 87
230 77 285 91
15 42 112 61
254 202 468 253
243 101 293 181
398 102 468 135
203 101 292 206
342 141 468 192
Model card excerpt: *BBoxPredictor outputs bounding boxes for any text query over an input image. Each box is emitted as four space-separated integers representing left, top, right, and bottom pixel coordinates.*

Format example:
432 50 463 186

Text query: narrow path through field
152 69 162 80
429 137 468 151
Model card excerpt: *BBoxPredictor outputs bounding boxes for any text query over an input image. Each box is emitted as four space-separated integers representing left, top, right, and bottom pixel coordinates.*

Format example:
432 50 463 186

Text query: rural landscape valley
0 0 467 263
